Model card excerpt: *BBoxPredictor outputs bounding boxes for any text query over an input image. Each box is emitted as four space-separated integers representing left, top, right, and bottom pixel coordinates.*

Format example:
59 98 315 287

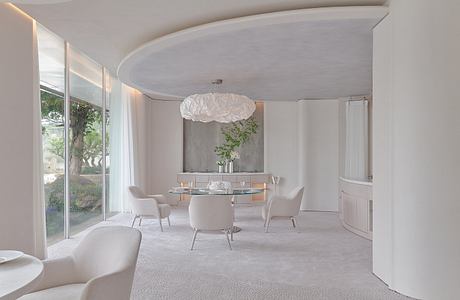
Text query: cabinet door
177 174 195 183
222 175 238 183
195 175 209 183
342 191 356 228
355 197 369 233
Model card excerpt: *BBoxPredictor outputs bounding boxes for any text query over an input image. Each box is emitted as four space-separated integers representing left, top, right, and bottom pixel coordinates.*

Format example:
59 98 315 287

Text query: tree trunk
69 103 91 176
70 132 84 175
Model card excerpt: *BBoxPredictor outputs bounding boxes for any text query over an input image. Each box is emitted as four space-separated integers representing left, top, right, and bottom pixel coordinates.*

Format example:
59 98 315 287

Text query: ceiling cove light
180 79 256 123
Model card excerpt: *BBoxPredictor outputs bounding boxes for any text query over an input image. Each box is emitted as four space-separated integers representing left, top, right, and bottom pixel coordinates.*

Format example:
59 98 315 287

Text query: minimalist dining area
1 1 460 300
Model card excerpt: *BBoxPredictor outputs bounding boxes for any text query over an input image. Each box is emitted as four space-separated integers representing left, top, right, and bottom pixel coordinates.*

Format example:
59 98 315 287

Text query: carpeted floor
49 202 409 300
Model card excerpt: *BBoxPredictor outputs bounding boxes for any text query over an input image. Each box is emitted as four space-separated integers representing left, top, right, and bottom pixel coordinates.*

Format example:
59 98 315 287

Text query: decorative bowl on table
207 181 233 193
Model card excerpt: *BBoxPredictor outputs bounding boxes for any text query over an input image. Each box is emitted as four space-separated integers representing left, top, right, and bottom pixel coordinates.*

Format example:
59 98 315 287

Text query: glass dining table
168 187 264 196
169 187 265 233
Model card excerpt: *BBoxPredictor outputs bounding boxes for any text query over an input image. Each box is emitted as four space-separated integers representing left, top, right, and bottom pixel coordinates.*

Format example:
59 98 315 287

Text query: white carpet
49 202 409 300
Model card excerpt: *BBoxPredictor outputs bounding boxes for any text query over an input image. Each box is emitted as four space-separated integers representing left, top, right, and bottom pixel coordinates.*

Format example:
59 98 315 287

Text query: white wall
0 4 40 255
264 102 299 196
298 100 339 211
373 1 460 298
372 13 393 286
265 101 339 212
144 99 340 212
146 100 183 196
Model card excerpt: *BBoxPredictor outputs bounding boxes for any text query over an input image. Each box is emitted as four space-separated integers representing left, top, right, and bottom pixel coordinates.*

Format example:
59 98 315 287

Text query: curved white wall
373 1 460 298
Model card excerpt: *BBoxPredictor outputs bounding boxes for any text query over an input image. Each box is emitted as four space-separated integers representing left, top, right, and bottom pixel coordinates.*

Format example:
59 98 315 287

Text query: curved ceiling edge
117 6 388 99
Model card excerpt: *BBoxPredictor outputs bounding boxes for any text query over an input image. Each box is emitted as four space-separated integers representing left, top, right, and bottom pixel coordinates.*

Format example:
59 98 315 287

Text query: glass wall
37 26 65 245
68 46 104 235
37 24 115 243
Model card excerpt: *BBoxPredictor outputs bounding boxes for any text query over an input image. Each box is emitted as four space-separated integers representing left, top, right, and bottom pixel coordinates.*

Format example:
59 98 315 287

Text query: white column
0 4 45 257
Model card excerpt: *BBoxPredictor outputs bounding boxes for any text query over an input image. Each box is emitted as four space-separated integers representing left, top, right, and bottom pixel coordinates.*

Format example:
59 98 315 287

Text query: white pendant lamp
180 79 256 123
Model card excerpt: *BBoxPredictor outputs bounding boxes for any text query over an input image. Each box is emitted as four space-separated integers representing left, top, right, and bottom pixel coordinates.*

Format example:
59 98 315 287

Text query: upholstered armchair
189 195 234 250
262 187 304 233
128 186 172 231
128 186 179 206
20 226 141 300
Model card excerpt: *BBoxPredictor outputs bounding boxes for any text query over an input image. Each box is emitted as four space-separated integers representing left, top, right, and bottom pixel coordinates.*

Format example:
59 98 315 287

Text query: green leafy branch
214 117 258 161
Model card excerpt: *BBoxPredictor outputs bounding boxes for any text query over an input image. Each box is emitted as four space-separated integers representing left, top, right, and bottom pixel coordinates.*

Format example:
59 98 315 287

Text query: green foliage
41 90 105 174
41 91 64 128
48 135 65 159
45 174 102 238
214 117 258 161
46 175 102 213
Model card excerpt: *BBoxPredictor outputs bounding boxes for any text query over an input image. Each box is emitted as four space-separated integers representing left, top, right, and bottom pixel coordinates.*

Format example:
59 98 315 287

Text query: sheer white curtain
32 20 47 259
109 83 147 213
345 100 369 180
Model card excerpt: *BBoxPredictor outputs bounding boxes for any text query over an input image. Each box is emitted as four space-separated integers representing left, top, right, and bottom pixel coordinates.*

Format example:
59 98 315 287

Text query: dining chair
129 186 171 232
262 186 304 233
189 195 234 250
20 226 141 300
128 185 179 206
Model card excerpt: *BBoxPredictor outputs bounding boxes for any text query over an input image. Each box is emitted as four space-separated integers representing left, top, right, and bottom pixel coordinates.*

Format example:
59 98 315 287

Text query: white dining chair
189 195 234 250
262 186 304 233
129 186 171 232
19 226 141 300
128 185 179 206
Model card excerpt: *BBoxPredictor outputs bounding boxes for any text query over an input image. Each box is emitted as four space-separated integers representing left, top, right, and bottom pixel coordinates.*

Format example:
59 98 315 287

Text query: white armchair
128 185 179 206
262 187 304 233
129 186 171 232
189 195 234 250
20 226 142 300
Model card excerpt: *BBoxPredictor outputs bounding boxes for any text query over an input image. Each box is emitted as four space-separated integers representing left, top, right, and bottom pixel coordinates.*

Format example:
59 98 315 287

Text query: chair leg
190 229 198 250
138 217 142 226
131 216 138 228
291 217 297 228
159 218 163 232
167 216 171 227
231 227 234 241
225 230 232 250
265 218 271 233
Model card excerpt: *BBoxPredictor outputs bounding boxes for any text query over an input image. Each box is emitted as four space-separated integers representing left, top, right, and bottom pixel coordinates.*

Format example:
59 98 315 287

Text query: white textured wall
0 4 37 254
146 100 183 196
298 100 339 211
373 1 460 298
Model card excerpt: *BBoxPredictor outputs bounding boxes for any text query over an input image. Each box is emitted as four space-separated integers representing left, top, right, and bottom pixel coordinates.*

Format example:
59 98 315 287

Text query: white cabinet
339 177 373 240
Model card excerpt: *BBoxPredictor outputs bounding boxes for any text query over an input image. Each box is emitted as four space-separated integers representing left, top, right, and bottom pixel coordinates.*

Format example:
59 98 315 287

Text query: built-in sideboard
339 177 373 240
177 172 271 202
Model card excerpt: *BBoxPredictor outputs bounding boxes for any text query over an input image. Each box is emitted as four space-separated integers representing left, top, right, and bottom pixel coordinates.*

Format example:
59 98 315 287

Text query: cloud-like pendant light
180 80 256 123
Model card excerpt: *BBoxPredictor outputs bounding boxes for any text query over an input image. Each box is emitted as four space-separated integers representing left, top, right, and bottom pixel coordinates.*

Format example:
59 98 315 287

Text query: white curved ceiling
119 7 387 101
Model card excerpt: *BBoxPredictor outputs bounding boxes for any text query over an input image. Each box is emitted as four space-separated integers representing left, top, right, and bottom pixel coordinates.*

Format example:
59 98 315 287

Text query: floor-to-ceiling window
68 46 104 235
37 24 114 244
38 26 66 244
